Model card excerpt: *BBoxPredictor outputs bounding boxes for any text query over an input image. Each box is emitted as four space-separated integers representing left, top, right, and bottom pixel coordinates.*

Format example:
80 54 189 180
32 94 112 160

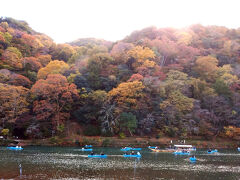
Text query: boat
148 146 157 149
207 149 218 154
189 156 196 162
173 150 190 155
120 147 132 151
123 153 141 158
85 145 92 148
150 148 175 152
238 147 240 151
88 154 107 158
7 146 23 150
174 145 196 151
81 148 93 151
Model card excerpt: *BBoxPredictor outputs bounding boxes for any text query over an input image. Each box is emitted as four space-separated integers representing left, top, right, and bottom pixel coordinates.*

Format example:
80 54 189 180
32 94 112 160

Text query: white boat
174 145 196 151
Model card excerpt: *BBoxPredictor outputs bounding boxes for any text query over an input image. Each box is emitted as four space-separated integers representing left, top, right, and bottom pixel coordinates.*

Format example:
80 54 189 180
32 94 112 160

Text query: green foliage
83 125 101 136
213 79 232 98
119 112 137 136
57 124 65 136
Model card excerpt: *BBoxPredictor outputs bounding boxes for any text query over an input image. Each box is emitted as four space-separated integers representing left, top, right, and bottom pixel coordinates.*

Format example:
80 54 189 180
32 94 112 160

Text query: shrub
119 132 126 139
83 125 101 136
1 129 9 136
101 130 114 137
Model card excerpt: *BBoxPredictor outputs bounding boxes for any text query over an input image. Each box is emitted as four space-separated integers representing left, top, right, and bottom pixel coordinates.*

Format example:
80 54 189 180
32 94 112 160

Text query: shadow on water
0 147 240 179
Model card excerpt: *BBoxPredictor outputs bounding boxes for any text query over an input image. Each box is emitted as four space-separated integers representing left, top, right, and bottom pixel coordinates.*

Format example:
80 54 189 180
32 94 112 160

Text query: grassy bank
12 136 240 149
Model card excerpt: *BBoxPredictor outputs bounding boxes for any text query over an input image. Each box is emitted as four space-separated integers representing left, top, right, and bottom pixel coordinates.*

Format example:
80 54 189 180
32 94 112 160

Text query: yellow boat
150 148 175 152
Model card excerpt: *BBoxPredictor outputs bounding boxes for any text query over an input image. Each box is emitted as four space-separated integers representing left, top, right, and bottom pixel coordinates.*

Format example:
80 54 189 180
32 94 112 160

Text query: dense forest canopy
0 17 240 139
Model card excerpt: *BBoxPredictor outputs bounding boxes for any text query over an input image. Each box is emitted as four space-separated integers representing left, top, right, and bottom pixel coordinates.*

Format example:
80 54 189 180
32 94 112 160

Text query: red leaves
31 74 79 129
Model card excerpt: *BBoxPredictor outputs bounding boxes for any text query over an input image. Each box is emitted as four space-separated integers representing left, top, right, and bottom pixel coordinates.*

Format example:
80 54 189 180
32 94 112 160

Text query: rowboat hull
7 147 23 150
88 155 107 158
150 148 175 152
123 154 141 158
82 148 93 151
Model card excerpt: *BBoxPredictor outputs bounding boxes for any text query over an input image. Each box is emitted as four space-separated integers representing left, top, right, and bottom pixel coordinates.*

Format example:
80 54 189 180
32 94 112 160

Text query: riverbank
4 136 239 148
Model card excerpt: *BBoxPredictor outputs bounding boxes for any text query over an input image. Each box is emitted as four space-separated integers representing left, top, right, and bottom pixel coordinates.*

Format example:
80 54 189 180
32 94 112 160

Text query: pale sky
1 0 239 43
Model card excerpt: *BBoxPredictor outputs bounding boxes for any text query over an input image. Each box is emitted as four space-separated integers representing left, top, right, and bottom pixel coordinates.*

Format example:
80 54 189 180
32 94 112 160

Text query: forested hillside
1 17 240 140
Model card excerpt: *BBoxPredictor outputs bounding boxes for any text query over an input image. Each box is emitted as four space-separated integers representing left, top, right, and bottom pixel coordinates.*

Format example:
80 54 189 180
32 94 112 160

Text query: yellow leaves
37 60 69 79
108 81 145 109
160 91 193 113
127 46 155 69
175 31 193 45
127 46 155 60
220 73 238 86
195 56 219 82
143 60 156 68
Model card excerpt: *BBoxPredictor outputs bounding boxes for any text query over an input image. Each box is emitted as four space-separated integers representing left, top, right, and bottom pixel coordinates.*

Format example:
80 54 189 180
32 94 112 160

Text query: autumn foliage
0 17 240 139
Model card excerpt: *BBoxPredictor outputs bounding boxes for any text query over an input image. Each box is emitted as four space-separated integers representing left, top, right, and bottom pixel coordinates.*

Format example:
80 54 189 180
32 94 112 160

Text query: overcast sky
1 0 239 43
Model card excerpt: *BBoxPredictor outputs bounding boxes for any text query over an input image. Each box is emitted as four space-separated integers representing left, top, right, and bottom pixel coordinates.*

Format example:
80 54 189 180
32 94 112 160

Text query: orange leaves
108 81 145 109
1 47 23 69
224 126 240 139
0 83 29 123
37 60 69 79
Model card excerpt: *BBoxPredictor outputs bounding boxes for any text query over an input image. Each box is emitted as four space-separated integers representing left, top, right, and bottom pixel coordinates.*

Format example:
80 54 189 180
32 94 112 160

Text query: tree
37 60 69 79
160 91 194 114
224 126 240 139
119 112 137 136
0 83 29 127
1 47 23 69
127 46 155 69
110 42 133 64
31 74 79 132
108 81 145 110
194 56 219 82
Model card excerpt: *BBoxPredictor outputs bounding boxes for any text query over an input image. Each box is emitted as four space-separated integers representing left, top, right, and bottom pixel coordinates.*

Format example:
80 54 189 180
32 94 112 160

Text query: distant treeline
0 17 240 139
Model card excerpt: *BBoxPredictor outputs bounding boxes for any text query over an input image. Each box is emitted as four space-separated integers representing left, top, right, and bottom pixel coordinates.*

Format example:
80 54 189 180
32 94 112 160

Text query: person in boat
208 149 212 152
90 152 94 155
100 152 104 155
137 152 141 156
191 155 195 158
131 151 135 155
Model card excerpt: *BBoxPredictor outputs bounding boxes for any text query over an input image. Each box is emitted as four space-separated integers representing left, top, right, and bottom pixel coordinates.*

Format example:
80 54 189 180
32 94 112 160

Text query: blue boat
120 147 132 151
148 146 157 149
207 149 218 154
88 154 107 158
123 154 141 158
7 146 23 150
81 148 93 151
173 151 190 155
85 145 92 148
131 148 142 151
189 157 196 162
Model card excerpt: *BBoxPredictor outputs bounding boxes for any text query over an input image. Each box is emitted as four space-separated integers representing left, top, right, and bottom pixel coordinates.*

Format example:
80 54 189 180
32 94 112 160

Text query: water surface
0 146 240 179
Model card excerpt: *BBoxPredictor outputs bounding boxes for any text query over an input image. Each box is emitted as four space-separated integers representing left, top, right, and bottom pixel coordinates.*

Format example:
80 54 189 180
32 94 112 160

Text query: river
0 146 240 179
